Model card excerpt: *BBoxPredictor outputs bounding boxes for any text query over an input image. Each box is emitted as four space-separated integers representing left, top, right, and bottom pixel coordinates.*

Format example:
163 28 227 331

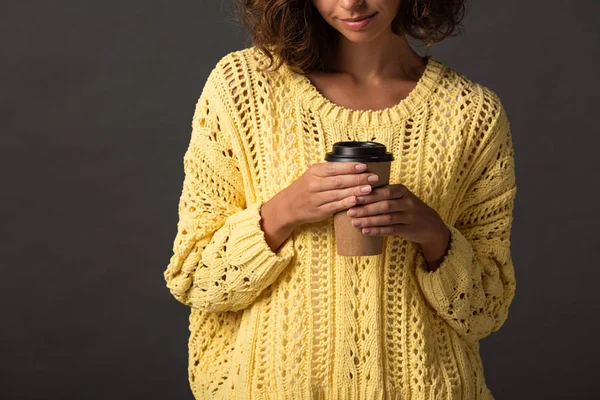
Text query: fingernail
368 175 379 182
355 164 367 171
361 186 371 193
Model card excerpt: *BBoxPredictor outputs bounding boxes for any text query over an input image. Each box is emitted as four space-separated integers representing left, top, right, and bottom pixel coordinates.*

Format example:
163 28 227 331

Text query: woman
163 0 517 399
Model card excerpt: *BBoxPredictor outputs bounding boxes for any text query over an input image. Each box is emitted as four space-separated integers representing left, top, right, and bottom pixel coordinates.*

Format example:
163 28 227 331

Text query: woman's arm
163 65 295 313
414 96 517 344
260 193 297 253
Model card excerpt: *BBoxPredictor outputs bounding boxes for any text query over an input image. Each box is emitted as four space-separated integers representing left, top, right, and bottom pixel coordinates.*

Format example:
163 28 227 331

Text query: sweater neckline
287 55 445 125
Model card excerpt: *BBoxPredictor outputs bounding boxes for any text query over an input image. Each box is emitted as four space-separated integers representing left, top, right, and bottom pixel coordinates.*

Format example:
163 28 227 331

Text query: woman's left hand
346 184 451 267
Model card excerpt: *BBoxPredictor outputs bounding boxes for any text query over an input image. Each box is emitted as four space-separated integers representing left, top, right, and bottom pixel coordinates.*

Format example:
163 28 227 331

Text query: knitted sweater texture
163 46 517 400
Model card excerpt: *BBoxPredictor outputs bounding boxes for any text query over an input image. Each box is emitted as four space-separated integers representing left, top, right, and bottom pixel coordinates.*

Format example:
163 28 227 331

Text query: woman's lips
340 13 377 31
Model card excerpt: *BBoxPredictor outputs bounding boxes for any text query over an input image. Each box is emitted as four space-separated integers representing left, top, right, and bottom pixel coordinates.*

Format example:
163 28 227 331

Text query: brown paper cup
333 161 392 256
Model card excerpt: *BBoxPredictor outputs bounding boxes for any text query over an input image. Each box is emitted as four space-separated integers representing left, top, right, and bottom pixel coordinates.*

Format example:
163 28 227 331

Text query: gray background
1 0 598 399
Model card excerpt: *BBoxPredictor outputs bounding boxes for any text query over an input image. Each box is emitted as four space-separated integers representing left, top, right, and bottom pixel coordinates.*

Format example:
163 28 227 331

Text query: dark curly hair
233 0 468 74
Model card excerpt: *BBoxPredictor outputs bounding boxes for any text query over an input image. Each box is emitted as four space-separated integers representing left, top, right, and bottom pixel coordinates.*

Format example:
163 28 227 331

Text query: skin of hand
346 184 451 271
283 161 379 227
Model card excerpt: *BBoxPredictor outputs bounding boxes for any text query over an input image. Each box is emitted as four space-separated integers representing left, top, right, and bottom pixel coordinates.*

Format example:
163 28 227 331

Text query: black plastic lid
324 141 394 162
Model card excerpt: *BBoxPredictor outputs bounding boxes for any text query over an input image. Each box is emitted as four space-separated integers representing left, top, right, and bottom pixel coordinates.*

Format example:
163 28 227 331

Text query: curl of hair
233 0 468 74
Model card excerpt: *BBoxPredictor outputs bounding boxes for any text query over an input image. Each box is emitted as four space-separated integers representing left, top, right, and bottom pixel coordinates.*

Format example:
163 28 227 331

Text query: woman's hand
281 162 379 227
346 184 451 270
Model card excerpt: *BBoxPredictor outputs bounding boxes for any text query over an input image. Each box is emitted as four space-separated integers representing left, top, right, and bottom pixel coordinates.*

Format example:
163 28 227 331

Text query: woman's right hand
282 162 379 227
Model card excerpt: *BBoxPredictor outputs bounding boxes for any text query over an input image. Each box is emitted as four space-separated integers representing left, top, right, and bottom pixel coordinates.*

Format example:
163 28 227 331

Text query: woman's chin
336 28 385 44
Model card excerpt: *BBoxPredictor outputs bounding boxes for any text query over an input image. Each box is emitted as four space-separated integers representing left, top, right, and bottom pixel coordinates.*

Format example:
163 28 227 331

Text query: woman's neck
324 33 425 84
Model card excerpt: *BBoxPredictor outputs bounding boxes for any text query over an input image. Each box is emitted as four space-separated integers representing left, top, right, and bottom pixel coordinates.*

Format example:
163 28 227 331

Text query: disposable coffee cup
325 141 394 256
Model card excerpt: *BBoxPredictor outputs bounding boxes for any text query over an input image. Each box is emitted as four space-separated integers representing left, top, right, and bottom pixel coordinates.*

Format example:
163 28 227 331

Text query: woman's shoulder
437 60 507 122
196 46 292 139
207 46 288 85
202 46 289 108
437 60 511 157
201 47 251 94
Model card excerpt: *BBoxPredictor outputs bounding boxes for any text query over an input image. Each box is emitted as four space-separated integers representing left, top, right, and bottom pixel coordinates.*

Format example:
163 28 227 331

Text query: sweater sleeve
414 97 517 344
163 67 295 313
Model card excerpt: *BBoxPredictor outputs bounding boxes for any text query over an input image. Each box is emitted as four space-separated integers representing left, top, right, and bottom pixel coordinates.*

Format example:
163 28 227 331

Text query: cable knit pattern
163 46 517 400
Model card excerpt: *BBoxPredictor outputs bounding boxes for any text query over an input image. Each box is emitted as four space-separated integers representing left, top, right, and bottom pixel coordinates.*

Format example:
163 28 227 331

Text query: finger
318 180 375 207
316 161 368 178
347 199 407 218
361 224 406 236
355 184 409 205
319 193 360 215
351 212 409 228
315 172 379 195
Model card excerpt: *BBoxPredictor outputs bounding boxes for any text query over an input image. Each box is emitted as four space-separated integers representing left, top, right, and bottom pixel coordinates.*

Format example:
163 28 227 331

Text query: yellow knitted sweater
163 46 517 400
